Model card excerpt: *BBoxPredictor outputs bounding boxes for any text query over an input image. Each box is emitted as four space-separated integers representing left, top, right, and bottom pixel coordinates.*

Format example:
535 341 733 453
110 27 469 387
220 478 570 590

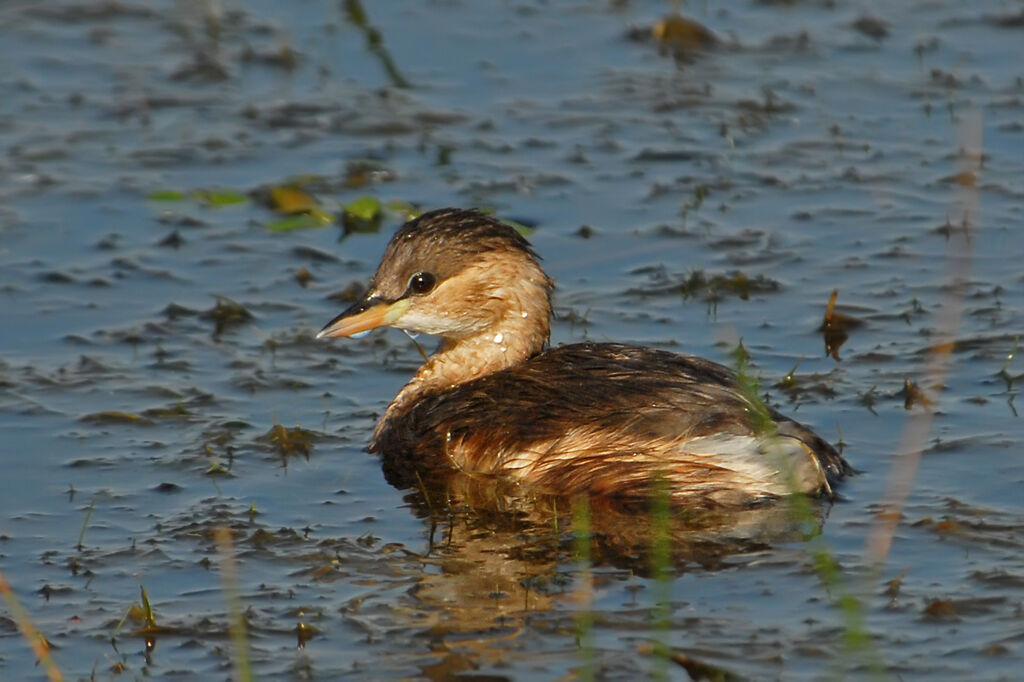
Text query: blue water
1 1 1022 679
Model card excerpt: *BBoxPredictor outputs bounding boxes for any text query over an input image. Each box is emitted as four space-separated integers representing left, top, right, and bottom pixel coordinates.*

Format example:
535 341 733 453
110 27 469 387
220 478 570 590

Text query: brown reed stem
0 568 64 682
864 108 980 567
214 527 253 682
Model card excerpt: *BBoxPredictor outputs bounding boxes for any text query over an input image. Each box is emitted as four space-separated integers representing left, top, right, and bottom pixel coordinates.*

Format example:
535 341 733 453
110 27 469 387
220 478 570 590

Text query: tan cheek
435 278 498 324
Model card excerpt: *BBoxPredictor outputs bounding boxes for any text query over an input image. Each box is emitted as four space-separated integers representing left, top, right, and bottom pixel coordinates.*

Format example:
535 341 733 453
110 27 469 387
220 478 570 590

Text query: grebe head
317 208 553 344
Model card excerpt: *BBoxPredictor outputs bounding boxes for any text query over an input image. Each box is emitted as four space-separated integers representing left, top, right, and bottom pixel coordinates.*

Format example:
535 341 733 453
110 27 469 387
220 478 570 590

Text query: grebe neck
376 265 551 436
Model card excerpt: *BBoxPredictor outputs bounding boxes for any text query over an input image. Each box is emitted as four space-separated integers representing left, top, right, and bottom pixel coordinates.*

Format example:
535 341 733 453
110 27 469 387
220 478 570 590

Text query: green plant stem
650 475 671 681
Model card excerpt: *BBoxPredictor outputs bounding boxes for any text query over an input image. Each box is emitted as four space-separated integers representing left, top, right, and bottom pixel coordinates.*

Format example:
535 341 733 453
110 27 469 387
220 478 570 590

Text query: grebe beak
316 297 411 339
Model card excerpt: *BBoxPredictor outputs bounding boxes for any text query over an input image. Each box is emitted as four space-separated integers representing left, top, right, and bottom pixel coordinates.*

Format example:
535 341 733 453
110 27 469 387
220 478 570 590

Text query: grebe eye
407 271 436 296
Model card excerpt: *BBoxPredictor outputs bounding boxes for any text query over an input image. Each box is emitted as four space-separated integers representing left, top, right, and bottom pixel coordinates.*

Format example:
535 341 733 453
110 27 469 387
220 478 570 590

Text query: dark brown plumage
318 208 851 508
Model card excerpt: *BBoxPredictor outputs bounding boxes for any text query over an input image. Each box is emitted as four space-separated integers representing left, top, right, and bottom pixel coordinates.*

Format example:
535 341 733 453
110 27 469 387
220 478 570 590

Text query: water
1 0 1022 679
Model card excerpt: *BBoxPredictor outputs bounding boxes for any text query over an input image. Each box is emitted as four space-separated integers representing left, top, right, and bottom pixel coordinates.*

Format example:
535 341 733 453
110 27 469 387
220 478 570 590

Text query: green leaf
194 189 249 206
266 213 332 232
343 195 382 221
269 185 318 214
140 585 157 629
147 190 186 201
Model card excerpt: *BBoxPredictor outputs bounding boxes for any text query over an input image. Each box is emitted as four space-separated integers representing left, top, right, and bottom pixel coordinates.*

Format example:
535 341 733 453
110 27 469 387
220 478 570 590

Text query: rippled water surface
1 1 1022 680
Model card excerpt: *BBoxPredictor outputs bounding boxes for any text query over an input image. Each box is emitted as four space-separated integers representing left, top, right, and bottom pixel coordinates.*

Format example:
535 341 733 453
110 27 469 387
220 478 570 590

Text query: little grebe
318 208 850 507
